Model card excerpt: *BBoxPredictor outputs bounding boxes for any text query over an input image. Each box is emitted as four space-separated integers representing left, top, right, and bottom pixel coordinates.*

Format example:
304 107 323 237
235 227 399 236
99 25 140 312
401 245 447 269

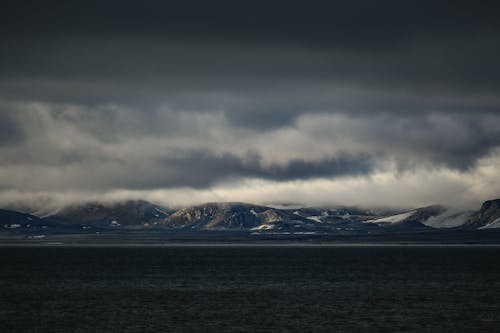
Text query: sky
1 0 500 209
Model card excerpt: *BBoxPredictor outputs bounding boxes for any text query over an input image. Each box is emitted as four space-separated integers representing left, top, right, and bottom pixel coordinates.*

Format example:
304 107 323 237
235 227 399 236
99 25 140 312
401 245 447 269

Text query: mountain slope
45 200 171 227
3 198 500 235
363 206 445 229
469 199 500 229
0 208 62 232
160 202 313 230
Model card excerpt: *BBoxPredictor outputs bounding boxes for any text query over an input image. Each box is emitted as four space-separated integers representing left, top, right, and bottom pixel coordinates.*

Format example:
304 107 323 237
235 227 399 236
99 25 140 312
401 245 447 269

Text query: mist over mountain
2 198 500 241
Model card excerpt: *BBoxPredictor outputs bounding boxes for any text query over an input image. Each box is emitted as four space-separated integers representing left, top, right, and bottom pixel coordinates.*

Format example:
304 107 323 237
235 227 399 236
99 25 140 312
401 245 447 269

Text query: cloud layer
1 1 500 208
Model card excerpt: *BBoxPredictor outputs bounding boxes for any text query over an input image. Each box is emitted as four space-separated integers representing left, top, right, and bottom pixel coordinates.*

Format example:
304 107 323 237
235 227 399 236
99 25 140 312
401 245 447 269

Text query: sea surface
1 244 500 332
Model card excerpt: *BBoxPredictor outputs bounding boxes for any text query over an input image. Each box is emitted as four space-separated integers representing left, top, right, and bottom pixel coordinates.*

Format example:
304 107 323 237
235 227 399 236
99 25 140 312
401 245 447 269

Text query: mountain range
1 199 500 241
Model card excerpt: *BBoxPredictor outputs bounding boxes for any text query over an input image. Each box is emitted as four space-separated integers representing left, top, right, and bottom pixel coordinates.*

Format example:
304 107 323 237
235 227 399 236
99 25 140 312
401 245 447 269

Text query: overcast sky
1 0 500 209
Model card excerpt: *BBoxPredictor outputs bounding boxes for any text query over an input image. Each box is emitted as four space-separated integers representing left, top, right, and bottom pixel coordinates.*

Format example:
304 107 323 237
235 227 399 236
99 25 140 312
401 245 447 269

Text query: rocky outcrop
469 199 500 229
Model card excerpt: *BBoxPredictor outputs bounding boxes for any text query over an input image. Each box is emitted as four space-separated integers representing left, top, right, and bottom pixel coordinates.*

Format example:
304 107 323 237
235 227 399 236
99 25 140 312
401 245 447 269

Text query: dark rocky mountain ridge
45 200 172 227
1 199 500 236
161 202 313 231
467 199 500 229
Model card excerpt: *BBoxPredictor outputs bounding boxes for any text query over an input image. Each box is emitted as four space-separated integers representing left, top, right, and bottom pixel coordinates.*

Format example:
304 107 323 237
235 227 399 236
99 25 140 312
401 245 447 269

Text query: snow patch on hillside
293 211 321 222
306 216 322 222
251 224 274 231
155 207 170 216
479 217 500 229
423 210 472 228
365 210 415 224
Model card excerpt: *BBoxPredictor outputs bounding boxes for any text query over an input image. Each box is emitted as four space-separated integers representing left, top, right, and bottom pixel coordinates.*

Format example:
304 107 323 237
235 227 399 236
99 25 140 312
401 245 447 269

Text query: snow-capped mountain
1 198 500 236
468 199 500 229
363 206 445 229
159 202 314 231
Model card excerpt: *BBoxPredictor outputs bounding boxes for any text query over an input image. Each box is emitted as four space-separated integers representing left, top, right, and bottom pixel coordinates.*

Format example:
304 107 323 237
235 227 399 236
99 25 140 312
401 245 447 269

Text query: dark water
1 245 500 332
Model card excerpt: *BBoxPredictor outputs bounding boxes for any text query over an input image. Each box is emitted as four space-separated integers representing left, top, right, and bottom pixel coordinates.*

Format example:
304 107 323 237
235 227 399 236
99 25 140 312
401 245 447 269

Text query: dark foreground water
1 245 500 332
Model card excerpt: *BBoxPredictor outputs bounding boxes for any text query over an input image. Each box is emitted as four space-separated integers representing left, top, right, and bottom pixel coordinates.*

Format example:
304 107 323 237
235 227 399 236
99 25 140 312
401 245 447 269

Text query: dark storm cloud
0 111 25 146
321 112 500 171
0 148 373 191
1 0 500 88
1 1 500 205
1 0 500 124
156 151 374 188
3 1 500 44
1 103 500 175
